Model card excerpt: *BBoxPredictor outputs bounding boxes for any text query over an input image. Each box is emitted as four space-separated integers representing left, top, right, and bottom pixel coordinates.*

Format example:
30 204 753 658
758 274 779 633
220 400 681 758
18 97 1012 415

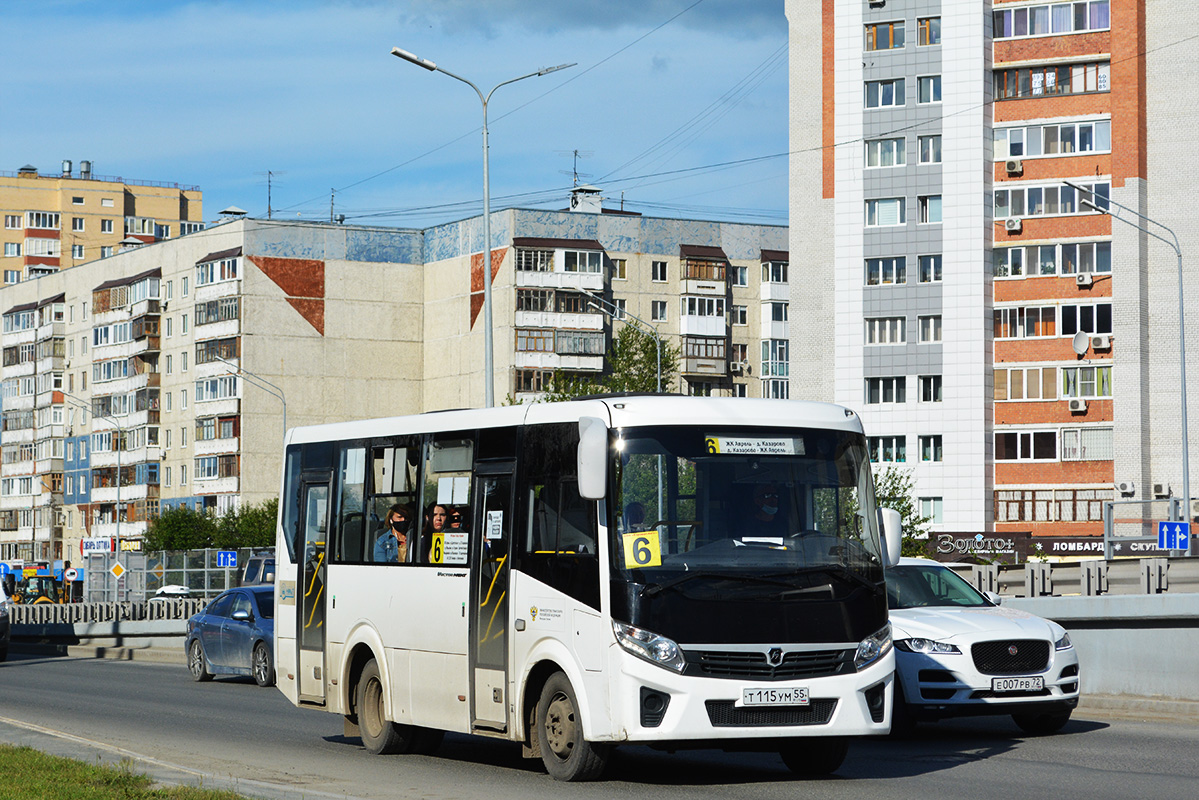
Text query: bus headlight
612 621 685 673
854 623 892 670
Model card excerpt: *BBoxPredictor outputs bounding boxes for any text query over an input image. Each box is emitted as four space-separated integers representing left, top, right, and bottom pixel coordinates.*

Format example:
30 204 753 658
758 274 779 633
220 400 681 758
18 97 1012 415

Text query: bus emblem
767 648 783 666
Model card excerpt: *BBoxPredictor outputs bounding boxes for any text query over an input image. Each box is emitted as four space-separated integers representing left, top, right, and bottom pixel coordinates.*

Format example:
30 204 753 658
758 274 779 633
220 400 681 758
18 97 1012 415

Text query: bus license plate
741 687 810 707
992 676 1044 693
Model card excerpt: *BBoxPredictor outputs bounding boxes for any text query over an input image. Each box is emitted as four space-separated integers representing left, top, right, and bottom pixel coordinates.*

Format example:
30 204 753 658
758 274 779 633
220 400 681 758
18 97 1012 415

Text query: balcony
195 437 238 457
679 316 726 337
760 282 789 302
514 270 604 292
682 357 728 377
514 351 604 371
514 310 603 331
760 319 789 340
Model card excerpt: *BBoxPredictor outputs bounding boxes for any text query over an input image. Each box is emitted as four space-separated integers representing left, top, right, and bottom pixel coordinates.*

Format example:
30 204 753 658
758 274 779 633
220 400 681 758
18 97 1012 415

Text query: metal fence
83 547 268 602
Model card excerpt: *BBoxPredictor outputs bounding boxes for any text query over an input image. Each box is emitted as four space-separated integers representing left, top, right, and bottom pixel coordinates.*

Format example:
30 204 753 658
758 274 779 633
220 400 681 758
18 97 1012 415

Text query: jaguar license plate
740 687 810 707
992 676 1044 693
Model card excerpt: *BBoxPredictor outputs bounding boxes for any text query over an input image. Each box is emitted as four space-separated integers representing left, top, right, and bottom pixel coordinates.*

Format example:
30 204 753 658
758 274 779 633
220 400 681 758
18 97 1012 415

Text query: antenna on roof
556 149 594 186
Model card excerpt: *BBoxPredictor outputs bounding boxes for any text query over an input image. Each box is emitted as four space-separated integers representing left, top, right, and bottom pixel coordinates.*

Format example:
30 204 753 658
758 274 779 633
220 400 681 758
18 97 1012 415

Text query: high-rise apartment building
0 161 203 283
787 0 1198 549
0 200 786 567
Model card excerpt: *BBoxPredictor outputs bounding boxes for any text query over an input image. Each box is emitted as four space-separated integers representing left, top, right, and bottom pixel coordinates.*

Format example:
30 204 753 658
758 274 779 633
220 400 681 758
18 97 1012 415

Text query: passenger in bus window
373 504 411 563
422 503 449 561
448 507 467 531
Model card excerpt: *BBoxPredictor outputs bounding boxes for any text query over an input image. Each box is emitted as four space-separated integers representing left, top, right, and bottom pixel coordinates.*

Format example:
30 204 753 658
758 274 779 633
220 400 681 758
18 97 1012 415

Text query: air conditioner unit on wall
1116 480 1136 496
1005 218 1023 233
1192 499 1199 517
1005 159 1023 175
1153 482 1171 499
1076 273 1093 288
1068 398 1088 413
1091 334 1112 350
729 362 742 374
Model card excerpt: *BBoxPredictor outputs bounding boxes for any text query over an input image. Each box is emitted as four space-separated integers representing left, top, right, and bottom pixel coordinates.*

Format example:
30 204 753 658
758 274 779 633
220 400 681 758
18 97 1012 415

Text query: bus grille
685 649 853 680
705 699 837 727
971 640 1050 674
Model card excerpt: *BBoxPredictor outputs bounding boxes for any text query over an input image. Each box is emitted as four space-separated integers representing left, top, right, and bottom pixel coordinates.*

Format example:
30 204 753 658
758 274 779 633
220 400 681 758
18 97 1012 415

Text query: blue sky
1 0 789 229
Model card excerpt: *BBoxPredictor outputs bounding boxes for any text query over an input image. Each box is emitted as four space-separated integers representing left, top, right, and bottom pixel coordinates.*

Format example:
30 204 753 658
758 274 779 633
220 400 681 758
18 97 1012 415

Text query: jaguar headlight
895 637 961 655
854 623 892 669
612 621 685 672
1055 632 1073 651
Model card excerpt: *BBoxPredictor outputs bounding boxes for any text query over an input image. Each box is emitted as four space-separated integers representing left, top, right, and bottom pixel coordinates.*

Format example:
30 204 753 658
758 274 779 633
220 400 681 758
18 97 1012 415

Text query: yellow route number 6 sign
622 530 662 569
430 532 444 564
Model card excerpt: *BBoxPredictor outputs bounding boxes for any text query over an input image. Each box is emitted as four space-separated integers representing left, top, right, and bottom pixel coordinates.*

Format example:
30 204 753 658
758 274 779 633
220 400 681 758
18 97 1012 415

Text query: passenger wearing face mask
373 503 412 563
749 484 788 535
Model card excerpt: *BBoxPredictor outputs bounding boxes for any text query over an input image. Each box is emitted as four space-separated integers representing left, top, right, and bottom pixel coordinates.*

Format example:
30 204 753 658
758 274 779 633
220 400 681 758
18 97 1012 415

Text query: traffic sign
1157 520 1191 550
65 568 78 581
217 550 238 568
110 562 125 579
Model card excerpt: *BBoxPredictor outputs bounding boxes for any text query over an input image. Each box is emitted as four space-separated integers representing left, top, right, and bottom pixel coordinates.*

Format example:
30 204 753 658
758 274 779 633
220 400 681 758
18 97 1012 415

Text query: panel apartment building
0 198 787 564
786 0 1199 547
1 161 204 283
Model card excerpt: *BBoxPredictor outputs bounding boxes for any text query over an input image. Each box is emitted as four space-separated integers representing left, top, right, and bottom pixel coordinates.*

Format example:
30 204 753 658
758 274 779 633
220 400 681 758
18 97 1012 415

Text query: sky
1 0 789 230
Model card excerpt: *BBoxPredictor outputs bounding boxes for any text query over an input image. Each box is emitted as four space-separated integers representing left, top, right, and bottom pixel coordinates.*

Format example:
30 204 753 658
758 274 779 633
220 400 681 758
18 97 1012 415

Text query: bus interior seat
340 513 364 562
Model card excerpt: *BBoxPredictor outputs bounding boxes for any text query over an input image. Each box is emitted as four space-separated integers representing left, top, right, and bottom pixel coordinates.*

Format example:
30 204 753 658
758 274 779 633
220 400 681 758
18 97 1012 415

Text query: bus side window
333 445 367 563
367 441 421 564
281 445 302 562
520 423 599 610
419 434 473 566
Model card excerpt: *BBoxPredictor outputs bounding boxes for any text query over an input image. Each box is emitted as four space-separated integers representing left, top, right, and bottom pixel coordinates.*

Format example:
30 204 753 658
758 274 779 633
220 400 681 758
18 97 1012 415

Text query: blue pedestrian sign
1157 521 1190 550
217 550 238 568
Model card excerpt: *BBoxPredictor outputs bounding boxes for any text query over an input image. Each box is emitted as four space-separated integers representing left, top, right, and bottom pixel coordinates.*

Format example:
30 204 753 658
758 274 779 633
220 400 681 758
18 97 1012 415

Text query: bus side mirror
878 507 903 568
577 416 609 501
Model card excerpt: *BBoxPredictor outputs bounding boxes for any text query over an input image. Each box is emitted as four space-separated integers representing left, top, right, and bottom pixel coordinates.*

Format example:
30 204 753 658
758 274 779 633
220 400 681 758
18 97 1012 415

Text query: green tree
237 498 278 549
871 465 933 557
144 506 217 551
544 324 679 401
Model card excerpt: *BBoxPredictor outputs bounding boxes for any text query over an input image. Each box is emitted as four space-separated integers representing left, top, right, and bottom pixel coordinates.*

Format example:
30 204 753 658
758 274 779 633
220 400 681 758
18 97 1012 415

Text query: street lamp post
1068 182 1192 552
584 292 663 393
212 355 287 438
391 47 575 408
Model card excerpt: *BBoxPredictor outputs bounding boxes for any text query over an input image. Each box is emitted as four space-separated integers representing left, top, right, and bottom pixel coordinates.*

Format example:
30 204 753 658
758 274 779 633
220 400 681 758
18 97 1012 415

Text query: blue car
185 585 275 686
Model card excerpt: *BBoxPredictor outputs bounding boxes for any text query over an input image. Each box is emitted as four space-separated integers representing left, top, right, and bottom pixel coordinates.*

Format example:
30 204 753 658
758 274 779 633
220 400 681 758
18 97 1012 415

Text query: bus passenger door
471 467 513 730
298 476 330 704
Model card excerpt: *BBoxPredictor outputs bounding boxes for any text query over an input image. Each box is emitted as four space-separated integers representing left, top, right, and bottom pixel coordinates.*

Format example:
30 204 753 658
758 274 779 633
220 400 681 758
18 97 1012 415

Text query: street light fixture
1066 181 1192 552
212 354 287 438
391 47 575 408
584 292 663 393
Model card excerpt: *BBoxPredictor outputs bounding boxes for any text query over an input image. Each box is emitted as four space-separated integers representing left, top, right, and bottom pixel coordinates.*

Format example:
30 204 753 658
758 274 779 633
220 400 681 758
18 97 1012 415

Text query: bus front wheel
778 737 850 776
536 672 609 781
356 659 406 755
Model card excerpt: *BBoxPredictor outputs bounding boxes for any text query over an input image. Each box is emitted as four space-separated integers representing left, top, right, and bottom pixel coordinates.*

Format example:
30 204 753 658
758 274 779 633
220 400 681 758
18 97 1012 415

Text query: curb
1079 694 1199 722
12 642 187 666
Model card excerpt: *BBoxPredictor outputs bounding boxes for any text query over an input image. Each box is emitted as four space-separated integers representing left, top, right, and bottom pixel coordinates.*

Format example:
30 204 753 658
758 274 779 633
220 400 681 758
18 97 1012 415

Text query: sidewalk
1078 693 1199 723
11 640 186 665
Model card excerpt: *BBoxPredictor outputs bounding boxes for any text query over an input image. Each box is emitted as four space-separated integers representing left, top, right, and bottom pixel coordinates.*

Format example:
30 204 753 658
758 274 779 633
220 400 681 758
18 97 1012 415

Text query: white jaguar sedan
887 558 1080 735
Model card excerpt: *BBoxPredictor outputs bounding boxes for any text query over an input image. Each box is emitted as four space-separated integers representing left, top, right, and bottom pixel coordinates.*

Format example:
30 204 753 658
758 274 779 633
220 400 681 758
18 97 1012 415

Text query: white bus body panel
274 560 300 706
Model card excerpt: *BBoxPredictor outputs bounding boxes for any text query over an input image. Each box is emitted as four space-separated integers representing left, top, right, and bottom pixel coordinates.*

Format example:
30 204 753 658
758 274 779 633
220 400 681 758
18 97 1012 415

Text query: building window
688 381 713 397
25 212 60 229
683 337 726 359
762 379 789 399
681 296 724 318
611 258 627 280
3 270 18 284
100 246 113 258
919 315 942 343
515 369 553 393
196 256 238 286
918 195 942 223
919 375 943 403
866 138 906 168
868 436 907 463
72 217 85 231
865 198 905 227
762 262 788 283
993 1 1110 39
730 343 748 363
918 17 941 45
994 61 1110 100
866 317 906 345
4 215 20 229
1061 303 1112 335
864 21 904 51
865 78 905 109
1062 365 1112 398
994 306 1056 338
920 497 943 524
182 277 189 296
732 305 747 326
994 366 1058 401
996 120 1111 159
920 435 943 462
995 431 1057 461
651 301 667 322
917 76 942 104
732 384 747 398
182 314 189 334
918 135 942 164
651 260 667 282
766 301 787 322
865 256 906 286
72 244 85 259
732 265 748 286
612 299 626 319
866 376 906 405
3 243 19 258
761 339 789 377
1061 427 1114 461
918 254 942 283
555 330 605 356
564 250 602 273
995 242 1111 278
515 249 553 272
101 219 113 234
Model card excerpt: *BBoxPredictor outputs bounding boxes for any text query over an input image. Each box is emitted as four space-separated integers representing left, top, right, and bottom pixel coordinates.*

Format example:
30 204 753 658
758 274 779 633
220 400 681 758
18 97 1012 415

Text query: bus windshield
612 425 883 597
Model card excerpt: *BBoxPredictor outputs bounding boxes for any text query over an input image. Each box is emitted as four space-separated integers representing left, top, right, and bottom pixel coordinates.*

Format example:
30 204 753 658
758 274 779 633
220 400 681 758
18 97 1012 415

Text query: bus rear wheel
778 737 850 776
536 672 609 781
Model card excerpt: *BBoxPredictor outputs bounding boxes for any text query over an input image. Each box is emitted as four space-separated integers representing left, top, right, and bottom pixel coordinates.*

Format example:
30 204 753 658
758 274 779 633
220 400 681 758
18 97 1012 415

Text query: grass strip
0 744 249 800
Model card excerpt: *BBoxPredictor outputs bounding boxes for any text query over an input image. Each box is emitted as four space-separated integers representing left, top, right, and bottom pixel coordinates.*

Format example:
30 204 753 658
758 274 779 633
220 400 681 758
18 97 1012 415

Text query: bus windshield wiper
640 570 796 598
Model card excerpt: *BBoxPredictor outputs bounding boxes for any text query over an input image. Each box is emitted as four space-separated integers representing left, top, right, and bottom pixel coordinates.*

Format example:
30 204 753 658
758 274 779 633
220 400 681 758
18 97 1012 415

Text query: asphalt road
1 652 1197 800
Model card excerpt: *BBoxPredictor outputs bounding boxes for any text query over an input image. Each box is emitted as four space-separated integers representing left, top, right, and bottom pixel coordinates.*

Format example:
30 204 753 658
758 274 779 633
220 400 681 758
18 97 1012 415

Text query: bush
145 498 278 551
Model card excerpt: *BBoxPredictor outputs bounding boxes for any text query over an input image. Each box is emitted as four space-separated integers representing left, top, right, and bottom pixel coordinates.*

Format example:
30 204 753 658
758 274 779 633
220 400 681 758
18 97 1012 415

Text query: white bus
274 396 902 781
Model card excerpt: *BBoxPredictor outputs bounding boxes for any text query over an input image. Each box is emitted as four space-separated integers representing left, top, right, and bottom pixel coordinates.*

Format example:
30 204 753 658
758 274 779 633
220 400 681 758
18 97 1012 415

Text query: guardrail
953 557 1199 597
10 598 203 625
